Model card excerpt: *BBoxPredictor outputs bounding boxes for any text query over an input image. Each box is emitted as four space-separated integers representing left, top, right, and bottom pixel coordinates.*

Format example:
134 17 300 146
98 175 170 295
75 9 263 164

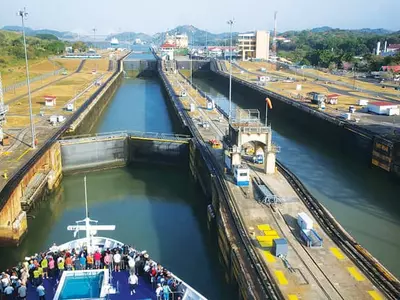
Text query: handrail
0 51 132 212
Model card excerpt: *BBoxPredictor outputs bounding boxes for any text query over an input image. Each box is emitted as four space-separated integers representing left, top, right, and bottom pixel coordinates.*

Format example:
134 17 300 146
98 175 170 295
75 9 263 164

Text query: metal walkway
60 131 191 145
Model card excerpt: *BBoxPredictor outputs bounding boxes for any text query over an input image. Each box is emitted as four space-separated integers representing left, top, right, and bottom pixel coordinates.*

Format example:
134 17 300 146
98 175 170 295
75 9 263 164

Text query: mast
84 176 90 252
67 177 116 254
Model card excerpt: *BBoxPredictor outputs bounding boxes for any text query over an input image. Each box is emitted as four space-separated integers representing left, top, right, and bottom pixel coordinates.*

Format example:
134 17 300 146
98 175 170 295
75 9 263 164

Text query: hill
105 32 152 42
1 26 77 39
154 25 238 46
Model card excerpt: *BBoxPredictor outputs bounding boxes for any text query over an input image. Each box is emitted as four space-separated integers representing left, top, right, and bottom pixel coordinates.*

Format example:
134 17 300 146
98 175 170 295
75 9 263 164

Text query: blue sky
1 0 399 35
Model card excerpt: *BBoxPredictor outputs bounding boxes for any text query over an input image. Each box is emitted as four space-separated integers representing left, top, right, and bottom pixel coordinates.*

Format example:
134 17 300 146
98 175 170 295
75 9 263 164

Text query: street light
227 19 234 124
18 8 35 149
190 32 193 84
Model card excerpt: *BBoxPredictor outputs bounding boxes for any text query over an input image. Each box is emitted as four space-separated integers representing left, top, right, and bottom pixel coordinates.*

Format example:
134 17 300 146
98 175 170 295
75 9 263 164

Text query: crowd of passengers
0 244 186 300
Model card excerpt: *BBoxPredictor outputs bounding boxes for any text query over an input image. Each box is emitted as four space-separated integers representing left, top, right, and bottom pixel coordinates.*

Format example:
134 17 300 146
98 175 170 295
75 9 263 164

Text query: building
367 101 399 116
387 44 400 53
164 33 188 49
44 95 56 107
174 34 188 48
380 65 400 73
237 30 270 61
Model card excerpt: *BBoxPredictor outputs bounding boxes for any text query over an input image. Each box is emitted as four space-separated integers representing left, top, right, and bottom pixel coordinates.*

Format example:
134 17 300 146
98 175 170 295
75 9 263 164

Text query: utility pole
227 19 234 124
18 8 35 149
272 11 278 54
92 28 97 49
205 30 208 57
191 32 193 84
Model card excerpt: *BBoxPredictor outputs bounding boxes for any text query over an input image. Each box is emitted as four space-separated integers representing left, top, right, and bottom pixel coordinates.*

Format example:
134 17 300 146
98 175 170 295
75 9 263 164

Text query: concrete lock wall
0 142 62 246
123 60 157 71
128 139 188 166
60 138 128 173
60 135 189 174
176 60 210 72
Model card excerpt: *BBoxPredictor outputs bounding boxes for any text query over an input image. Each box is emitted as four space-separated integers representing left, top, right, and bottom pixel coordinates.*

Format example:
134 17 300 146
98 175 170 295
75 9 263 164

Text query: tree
35 33 59 41
72 41 87 52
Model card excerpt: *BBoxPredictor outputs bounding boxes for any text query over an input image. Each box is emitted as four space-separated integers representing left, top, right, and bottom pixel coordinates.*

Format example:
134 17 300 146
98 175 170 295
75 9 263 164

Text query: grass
54 59 82 72
4 69 113 130
1 59 60 86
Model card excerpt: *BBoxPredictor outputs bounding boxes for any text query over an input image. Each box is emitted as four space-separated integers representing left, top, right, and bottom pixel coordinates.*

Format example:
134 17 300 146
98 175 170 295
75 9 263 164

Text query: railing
3 68 66 94
60 130 191 143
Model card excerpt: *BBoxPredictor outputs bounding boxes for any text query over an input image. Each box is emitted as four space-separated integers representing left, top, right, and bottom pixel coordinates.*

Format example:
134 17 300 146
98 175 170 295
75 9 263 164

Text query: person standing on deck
40 256 48 279
104 252 111 269
94 251 101 269
18 282 27 300
48 257 55 278
3 284 14 300
162 283 172 300
57 257 65 278
79 254 86 270
128 256 136 275
86 254 93 269
36 284 46 300
128 273 138 295
113 251 121 272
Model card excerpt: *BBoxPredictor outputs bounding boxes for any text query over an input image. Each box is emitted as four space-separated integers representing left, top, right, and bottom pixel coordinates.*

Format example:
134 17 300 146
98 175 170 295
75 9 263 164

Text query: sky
1 0 399 36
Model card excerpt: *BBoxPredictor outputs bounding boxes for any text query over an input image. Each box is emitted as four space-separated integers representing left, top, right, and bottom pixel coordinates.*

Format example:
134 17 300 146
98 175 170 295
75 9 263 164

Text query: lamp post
18 8 35 149
92 28 96 49
227 19 234 124
190 32 193 84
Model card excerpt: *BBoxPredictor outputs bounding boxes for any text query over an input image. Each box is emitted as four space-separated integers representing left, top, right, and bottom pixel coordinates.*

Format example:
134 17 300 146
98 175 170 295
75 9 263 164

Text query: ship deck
26 270 157 299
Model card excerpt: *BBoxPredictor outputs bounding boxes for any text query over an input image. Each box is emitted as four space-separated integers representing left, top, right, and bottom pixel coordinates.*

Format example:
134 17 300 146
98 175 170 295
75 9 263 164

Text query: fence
3 68 66 94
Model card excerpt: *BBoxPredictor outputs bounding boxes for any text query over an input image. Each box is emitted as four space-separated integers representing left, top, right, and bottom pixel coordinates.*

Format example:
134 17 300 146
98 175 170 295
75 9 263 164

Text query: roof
369 101 398 107
381 65 400 72
44 95 56 99
388 44 400 49
160 43 176 48
327 93 340 98
273 238 288 245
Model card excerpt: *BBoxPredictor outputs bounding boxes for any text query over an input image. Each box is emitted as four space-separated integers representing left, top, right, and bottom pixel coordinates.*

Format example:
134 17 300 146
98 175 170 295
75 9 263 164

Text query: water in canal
193 74 400 278
0 76 232 299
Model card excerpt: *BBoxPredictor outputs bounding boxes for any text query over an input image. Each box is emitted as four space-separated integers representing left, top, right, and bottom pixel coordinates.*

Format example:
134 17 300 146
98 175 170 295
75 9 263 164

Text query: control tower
227 109 279 174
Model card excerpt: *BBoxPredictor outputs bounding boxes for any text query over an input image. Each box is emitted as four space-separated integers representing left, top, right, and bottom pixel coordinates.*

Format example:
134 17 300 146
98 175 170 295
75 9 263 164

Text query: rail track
276 161 400 300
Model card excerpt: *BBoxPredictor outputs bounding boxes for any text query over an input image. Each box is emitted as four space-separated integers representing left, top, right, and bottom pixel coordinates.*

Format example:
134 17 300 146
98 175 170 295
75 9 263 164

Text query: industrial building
237 30 270 61
367 101 399 116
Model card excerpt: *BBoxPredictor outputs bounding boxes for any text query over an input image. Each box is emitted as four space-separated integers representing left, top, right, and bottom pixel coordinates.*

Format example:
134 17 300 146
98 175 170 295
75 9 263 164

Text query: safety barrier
0 52 132 212
3 68 66 94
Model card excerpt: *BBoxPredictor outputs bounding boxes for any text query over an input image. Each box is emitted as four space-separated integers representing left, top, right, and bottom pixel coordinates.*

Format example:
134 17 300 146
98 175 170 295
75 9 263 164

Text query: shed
66 103 74 111
44 96 56 107
297 212 313 230
272 238 288 256
326 94 339 105
367 101 399 116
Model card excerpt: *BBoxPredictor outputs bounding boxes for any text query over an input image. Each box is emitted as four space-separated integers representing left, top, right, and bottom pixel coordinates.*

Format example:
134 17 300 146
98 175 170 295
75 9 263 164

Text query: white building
367 101 399 116
164 33 189 49
237 30 270 61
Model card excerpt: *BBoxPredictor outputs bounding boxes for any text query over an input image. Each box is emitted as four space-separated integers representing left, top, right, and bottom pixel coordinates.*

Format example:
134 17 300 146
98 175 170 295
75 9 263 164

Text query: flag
266 97 273 109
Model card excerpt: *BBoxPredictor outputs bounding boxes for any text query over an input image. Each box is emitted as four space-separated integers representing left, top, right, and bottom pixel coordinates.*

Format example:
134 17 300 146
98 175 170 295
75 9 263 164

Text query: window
239 172 247 177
